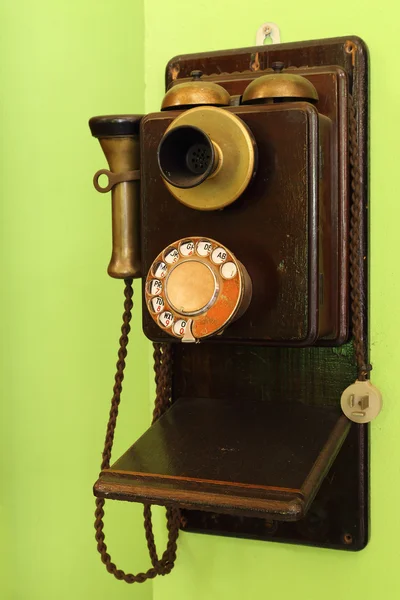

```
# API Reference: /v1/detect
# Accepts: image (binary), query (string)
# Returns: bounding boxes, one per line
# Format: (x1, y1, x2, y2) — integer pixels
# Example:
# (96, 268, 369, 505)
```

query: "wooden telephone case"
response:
(90, 36, 369, 554)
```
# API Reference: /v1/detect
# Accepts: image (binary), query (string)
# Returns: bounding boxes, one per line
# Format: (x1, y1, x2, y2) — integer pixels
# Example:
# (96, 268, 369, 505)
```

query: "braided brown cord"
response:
(94, 278, 180, 584)
(349, 96, 371, 381)
(143, 343, 178, 571)
(151, 343, 174, 423)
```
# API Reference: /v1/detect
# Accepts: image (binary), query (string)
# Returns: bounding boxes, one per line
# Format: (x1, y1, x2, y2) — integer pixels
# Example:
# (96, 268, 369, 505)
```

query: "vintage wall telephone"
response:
(89, 36, 381, 584)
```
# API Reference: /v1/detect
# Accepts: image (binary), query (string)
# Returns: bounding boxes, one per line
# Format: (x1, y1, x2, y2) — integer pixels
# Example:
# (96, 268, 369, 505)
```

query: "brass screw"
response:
(272, 61, 285, 73)
(342, 532, 353, 545)
(179, 515, 188, 529)
(191, 70, 203, 80)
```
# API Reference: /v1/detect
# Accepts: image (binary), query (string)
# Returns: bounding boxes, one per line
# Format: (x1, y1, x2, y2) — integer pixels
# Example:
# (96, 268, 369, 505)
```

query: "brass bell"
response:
(242, 61, 318, 104)
(161, 70, 230, 110)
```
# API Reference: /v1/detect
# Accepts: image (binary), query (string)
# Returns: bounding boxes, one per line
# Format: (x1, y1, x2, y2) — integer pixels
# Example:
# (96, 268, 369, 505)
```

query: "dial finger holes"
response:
(150, 296, 164, 314)
(196, 240, 213, 257)
(211, 247, 228, 264)
(164, 247, 179, 264)
(159, 311, 174, 328)
(153, 261, 167, 278)
(179, 240, 195, 256)
(173, 319, 188, 337)
(145, 236, 250, 341)
(221, 261, 237, 279)
(147, 279, 163, 296)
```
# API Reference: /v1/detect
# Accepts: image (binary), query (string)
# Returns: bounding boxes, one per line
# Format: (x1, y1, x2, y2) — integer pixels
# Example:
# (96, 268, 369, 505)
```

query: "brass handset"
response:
(89, 115, 142, 279)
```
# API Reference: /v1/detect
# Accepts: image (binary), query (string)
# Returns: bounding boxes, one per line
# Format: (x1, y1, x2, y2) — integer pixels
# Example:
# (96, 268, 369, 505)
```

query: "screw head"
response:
(191, 70, 203, 80)
(272, 61, 285, 73)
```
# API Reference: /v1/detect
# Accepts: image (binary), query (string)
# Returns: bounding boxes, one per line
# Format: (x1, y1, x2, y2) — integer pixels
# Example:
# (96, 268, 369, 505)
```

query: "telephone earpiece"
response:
(89, 115, 142, 279)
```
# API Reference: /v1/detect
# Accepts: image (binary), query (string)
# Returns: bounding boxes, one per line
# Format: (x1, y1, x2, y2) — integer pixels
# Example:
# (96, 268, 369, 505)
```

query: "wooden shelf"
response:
(94, 398, 350, 521)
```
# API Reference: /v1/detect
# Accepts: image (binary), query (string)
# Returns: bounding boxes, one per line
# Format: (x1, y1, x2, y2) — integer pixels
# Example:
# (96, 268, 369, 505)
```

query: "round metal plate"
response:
(163, 107, 256, 210)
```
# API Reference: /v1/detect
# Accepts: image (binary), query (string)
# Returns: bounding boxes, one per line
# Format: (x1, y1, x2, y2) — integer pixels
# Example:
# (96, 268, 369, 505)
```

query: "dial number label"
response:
(180, 241, 195, 256)
(164, 248, 179, 264)
(159, 311, 174, 328)
(151, 296, 164, 313)
(148, 279, 162, 295)
(221, 262, 237, 279)
(153, 262, 167, 279)
(173, 319, 188, 337)
(211, 247, 228, 264)
(196, 240, 213, 257)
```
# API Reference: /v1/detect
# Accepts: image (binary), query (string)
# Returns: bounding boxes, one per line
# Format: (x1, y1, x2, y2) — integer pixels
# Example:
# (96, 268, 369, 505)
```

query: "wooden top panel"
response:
(165, 36, 367, 88)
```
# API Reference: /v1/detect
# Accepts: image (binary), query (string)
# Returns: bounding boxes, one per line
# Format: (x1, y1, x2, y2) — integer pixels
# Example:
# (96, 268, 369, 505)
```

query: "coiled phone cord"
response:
(94, 279, 180, 583)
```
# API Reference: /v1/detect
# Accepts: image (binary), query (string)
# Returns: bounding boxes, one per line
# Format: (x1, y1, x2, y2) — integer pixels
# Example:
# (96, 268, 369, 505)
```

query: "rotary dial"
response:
(145, 237, 252, 342)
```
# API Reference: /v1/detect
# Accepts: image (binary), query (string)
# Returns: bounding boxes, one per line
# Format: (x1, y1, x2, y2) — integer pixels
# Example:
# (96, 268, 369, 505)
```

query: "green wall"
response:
(0, 1, 151, 598)
(1, 0, 399, 598)
(144, 3, 399, 600)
